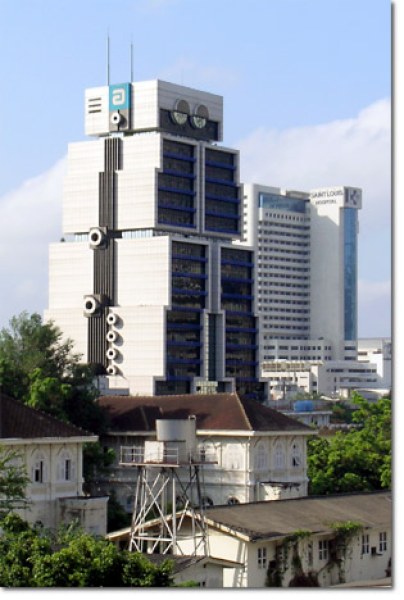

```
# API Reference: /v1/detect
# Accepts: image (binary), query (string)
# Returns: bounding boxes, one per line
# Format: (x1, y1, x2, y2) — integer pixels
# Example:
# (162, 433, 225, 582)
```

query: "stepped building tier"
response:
(45, 80, 264, 399)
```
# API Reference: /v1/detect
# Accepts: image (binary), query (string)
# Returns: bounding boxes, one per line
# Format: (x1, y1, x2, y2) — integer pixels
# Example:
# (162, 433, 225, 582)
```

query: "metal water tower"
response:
(120, 415, 215, 556)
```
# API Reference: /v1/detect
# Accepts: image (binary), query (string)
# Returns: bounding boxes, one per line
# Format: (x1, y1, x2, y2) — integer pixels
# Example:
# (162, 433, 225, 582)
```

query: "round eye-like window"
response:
(171, 99, 190, 125)
(190, 104, 209, 129)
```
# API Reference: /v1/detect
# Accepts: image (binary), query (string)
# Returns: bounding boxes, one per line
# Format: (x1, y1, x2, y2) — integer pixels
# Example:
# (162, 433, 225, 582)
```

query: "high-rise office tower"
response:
(45, 80, 263, 398)
(241, 183, 362, 365)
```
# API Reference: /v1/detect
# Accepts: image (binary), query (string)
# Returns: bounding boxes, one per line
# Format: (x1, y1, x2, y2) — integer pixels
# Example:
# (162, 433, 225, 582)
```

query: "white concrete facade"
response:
(118, 492, 391, 588)
(46, 79, 263, 399)
(240, 183, 362, 363)
(101, 428, 311, 511)
(357, 337, 392, 389)
(3, 436, 108, 535)
(238, 184, 374, 399)
(262, 359, 378, 399)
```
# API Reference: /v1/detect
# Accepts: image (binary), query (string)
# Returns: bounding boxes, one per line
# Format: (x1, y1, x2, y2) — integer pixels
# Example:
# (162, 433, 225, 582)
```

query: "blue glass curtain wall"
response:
(344, 208, 358, 340)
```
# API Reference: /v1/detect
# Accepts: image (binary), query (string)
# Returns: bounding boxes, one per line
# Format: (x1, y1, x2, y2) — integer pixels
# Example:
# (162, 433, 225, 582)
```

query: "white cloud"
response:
(237, 98, 391, 337)
(237, 98, 391, 234)
(0, 99, 391, 338)
(0, 158, 66, 329)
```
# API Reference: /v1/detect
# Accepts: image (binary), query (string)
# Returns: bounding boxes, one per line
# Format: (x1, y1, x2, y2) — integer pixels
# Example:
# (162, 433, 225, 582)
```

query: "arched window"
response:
(32, 451, 46, 484)
(198, 442, 216, 464)
(254, 443, 268, 470)
(201, 496, 214, 508)
(223, 445, 242, 470)
(227, 497, 240, 505)
(291, 441, 302, 468)
(57, 449, 76, 482)
(274, 442, 285, 470)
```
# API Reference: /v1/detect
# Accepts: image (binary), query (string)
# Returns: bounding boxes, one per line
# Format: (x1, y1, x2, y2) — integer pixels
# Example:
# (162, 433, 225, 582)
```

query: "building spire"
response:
(130, 38, 134, 82)
(106, 32, 110, 85)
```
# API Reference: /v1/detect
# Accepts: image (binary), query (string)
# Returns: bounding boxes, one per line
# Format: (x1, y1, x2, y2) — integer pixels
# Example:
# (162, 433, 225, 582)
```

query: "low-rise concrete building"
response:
(262, 359, 379, 399)
(114, 491, 391, 588)
(0, 392, 108, 535)
(357, 337, 392, 390)
(98, 392, 315, 508)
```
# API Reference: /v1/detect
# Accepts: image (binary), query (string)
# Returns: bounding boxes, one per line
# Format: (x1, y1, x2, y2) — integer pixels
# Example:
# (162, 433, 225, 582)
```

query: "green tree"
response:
(0, 447, 29, 518)
(0, 312, 110, 490)
(307, 394, 391, 495)
(0, 515, 174, 588)
(0, 312, 107, 432)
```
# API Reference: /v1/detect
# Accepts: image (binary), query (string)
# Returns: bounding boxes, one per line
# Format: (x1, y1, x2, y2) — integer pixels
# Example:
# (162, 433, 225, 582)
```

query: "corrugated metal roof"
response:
(202, 492, 392, 540)
(98, 393, 312, 433)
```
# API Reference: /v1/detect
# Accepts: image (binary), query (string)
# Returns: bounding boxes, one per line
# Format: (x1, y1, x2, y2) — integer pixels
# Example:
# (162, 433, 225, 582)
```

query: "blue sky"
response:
(0, 0, 392, 337)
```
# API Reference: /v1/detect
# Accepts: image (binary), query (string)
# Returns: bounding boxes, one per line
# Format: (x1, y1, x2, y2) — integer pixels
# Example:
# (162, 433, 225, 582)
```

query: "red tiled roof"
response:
(98, 393, 312, 433)
(0, 392, 95, 440)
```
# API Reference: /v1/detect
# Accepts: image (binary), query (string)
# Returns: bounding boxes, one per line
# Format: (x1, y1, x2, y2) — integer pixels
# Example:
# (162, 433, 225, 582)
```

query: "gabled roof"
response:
(0, 392, 95, 441)
(201, 491, 392, 541)
(98, 392, 312, 433)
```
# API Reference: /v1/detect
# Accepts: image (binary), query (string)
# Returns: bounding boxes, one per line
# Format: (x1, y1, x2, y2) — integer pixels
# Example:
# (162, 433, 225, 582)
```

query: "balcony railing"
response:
(120, 445, 217, 466)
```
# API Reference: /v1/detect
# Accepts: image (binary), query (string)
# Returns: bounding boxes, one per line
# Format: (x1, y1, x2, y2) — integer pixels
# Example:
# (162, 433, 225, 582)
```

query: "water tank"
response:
(293, 400, 314, 412)
(156, 417, 196, 451)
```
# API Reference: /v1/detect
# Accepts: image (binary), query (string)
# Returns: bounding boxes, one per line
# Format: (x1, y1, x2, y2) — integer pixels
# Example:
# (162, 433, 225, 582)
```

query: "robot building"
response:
(45, 79, 263, 398)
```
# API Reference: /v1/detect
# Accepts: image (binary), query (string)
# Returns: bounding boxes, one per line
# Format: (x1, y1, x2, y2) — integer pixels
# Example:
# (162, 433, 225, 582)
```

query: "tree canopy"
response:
(0, 447, 29, 519)
(0, 311, 107, 433)
(0, 515, 174, 588)
(0, 312, 113, 495)
(307, 393, 391, 495)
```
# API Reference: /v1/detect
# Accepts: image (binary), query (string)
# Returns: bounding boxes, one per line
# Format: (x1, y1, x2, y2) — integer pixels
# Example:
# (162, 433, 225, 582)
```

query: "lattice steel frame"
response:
(128, 464, 209, 556)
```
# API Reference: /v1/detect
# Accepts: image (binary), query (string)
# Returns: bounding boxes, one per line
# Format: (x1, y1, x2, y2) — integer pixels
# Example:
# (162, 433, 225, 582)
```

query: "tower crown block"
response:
(85, 79, 223, 142)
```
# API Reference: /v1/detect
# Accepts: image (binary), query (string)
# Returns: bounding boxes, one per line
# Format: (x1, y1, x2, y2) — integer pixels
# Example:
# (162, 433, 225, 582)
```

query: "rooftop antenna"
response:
(106, 32, 110, 85)
(130, 37, 134, 82)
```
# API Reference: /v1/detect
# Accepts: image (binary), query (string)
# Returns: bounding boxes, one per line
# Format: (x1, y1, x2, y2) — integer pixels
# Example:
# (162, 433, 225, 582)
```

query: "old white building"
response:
(97, 392, 314, 509)
(0, 392, 108, 535)
(116, 491, 391, 588)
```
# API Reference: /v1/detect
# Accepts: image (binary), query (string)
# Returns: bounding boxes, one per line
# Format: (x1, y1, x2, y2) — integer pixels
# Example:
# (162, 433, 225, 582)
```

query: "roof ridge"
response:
(234, 393, 253, 431)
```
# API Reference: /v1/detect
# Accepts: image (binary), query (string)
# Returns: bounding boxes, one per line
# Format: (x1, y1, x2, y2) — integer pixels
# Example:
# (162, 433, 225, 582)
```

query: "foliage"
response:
(307, 395, 391, 495)
(266, 530, 314, 588)
(0, 515, 174, 588)
(330, 401, 355, 424)
(0, 312, 107, 434)
(82, 442, 116, 496)
(107, 489, 132, 532)
(329, 520, 363, 540)
(0, 447, 29, 518)
(267, 521, 364, 587)
(0, 312, 111, 488)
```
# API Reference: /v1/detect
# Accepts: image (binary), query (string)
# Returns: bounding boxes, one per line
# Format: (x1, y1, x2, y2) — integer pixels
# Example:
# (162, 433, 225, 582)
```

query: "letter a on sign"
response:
(109, 83, 131, 111)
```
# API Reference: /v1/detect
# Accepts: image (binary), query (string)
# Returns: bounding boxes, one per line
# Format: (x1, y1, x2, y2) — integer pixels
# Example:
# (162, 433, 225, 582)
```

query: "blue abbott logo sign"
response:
(109, 83, 131, 131)
(109, 83, 131, 111)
